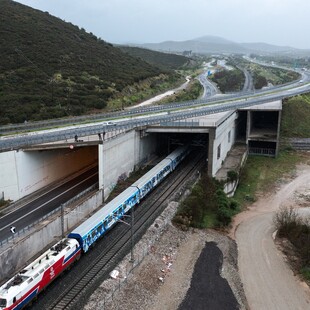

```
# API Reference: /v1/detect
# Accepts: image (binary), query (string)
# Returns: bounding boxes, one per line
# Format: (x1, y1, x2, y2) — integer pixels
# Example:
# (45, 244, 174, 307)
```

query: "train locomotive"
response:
(0, 239, 81, 310)
(0, 146, 189, 310)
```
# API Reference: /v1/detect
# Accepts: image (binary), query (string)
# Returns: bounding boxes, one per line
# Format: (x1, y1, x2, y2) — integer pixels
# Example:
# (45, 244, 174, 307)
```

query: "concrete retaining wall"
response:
(101, 130, 158, 199)
(223, 150, 248, 197)
(0, 190, 103, 281)
(0, 147, 98, 201)
(211, 113, 237, 176)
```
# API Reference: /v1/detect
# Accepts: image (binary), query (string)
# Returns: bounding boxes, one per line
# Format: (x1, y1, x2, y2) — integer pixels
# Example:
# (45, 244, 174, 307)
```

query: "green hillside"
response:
(0, 0, 179, 124)
(118, 46, 190, 69)
(281, 94, 310, 138)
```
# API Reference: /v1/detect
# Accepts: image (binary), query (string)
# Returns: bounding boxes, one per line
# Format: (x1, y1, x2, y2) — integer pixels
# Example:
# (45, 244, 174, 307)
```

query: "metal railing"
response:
(1, 86, 310, 152)
(0, 183, 98, 249)
(249, 147, 276, 156)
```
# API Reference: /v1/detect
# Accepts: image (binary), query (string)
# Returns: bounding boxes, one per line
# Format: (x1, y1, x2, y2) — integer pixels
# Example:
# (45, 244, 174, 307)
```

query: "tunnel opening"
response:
(155, 132, 209, 158)
(236, 111, 247, 142)
(2, 145, 98, 202)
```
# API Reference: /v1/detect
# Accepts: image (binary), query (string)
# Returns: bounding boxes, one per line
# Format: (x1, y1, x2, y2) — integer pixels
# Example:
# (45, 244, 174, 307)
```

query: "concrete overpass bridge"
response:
(0, 78, 309, 203)
(0, 77, 308, 280)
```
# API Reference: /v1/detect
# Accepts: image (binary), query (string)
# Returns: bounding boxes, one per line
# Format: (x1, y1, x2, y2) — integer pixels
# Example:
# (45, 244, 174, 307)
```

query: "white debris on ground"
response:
(84, 201, 248, 310)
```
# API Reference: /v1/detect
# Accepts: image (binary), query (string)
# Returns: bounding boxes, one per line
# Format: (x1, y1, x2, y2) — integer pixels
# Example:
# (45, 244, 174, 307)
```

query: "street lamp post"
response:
(130, 207, 134, 263)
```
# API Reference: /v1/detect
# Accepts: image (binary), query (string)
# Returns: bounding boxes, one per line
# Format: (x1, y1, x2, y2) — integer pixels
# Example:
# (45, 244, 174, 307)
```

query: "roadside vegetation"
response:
(227, 56, 300, 89)
(233, 151, 306, 206)
(158, 79, 204, 104)
(209, 68, 245, 93)
(107, 74, 184, 110)
(173, 168, 240, 229)
(246, 63, 300, 89)
(0, 199, 11, 214)
(273, 206, 310, 283)
(250, 54, 310, 70)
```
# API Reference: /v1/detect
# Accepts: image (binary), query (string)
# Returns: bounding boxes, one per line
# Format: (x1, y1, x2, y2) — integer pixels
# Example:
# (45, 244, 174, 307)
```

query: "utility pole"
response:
(61, 204, 65, 238)
(130, 206, 135, 263)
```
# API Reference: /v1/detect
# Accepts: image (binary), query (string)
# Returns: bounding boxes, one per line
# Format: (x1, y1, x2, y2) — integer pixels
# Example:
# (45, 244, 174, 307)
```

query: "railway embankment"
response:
(0, 190, 102, 281)
(84, 202, 248, 310)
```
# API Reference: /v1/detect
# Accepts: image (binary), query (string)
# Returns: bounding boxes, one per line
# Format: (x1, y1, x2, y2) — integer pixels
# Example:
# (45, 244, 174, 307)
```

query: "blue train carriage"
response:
(132, 145, 189, 200)
(167, 145, 190, 170)
(68, 186, 139, 252)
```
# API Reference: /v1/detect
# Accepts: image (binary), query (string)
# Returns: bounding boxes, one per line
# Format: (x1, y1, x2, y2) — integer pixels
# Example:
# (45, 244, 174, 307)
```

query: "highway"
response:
(0, 62, 310, 152)
(1, 77, 310, 153)
(0, 166, 98, 243)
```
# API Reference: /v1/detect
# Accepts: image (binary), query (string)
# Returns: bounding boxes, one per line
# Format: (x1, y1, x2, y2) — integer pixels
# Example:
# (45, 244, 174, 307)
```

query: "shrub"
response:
(273, 206, 301, 237)
(227, 170, 238, 182)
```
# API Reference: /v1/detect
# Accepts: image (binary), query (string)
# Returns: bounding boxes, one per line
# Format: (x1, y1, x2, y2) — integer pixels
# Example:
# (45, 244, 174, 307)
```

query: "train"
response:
(0, 146, 189, 310)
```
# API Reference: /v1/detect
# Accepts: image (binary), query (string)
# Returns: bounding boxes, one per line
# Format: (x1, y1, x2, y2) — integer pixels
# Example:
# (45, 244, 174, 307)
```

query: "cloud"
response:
(14, 0, 310, 48)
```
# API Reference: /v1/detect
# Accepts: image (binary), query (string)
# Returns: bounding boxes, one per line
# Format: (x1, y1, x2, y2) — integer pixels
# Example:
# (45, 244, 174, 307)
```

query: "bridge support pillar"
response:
(207, 129, 215, 177)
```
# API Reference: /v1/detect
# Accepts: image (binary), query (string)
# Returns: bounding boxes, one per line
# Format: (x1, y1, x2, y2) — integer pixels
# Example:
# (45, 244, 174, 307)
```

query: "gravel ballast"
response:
(84, 201, 248, 310)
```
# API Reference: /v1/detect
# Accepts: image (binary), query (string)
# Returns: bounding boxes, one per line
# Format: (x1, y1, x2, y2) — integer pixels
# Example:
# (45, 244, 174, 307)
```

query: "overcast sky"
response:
(15, 0, 310, 49)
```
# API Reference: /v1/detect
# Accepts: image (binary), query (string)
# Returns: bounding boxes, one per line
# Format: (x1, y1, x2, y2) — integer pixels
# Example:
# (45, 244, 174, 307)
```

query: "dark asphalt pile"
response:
(178, 241, 239, 310)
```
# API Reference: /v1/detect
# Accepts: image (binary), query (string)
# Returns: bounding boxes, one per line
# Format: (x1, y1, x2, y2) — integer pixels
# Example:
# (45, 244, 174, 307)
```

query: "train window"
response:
(33, 273, 39, 279)
(0, 298, 7, 307)
(104, 220, 108, 229)
(92, 230, 96, 238)
(13, 297, 16, 304)
(98, 224, 103, 232)
(27, 278, 33, 284)
(39, 268, 44, 274)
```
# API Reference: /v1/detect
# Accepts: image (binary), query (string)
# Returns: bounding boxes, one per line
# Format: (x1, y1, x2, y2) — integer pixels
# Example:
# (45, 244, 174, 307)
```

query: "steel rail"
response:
(45, 152, 204, 310)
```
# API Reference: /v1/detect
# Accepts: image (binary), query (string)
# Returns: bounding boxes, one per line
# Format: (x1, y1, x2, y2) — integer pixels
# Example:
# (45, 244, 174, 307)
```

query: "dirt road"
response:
(232, 164, 310, 310)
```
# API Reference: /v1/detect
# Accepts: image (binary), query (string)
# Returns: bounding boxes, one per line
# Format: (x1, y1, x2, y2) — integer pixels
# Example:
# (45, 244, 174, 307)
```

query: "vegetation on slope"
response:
(246, 63, 300, 89)
(209, 68, 245, 93)
(274, 207, 310, 283)
(281, 94, 310, 138)
(0, 0, 183, 124)
(228, 56, 300, 89)
(118, 46, 190, 70)
(233, 151, 305, 206)
(250, 54, 310, 70)
(173, 169, 240, 229)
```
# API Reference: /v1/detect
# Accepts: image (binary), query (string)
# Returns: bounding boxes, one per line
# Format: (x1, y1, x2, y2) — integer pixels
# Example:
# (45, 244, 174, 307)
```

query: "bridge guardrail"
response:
(0, 183, 98, 249)
(1, 86, 310, 152)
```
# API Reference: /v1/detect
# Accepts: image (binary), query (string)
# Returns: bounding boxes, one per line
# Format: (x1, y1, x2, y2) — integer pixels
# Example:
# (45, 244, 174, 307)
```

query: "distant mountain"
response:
(136, 36, 248, 54)
(240, 42, 298, 53)
(133, 35, 310, 56)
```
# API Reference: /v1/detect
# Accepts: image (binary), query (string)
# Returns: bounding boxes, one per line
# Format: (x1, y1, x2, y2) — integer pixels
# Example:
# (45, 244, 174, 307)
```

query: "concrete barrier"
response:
(0, 190, 103, 282)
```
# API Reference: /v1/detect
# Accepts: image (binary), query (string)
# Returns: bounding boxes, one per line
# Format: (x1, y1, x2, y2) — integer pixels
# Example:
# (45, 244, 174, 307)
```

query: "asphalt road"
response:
(178, 241, 239, 310)
(0, 166, 98, 243)
(236, 167, 310, 310)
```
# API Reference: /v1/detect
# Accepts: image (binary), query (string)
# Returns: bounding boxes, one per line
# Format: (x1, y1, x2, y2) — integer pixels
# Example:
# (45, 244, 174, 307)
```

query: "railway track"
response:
(39, 151, 205, 310)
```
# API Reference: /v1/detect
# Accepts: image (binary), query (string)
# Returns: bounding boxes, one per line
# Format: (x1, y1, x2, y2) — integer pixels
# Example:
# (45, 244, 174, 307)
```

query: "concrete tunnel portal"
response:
(0, 99, 282, 203)
(0, 130, 209, 203)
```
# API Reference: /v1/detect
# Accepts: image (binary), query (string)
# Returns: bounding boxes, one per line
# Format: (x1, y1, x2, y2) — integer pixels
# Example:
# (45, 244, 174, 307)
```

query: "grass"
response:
(234, 151, 305, 207)
(281, 94, 310, 138)
(301, 267, 310, 282)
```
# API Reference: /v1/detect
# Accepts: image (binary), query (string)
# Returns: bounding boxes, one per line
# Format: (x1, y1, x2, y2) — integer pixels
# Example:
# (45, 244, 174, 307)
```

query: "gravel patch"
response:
(84, 201, 248, 310)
